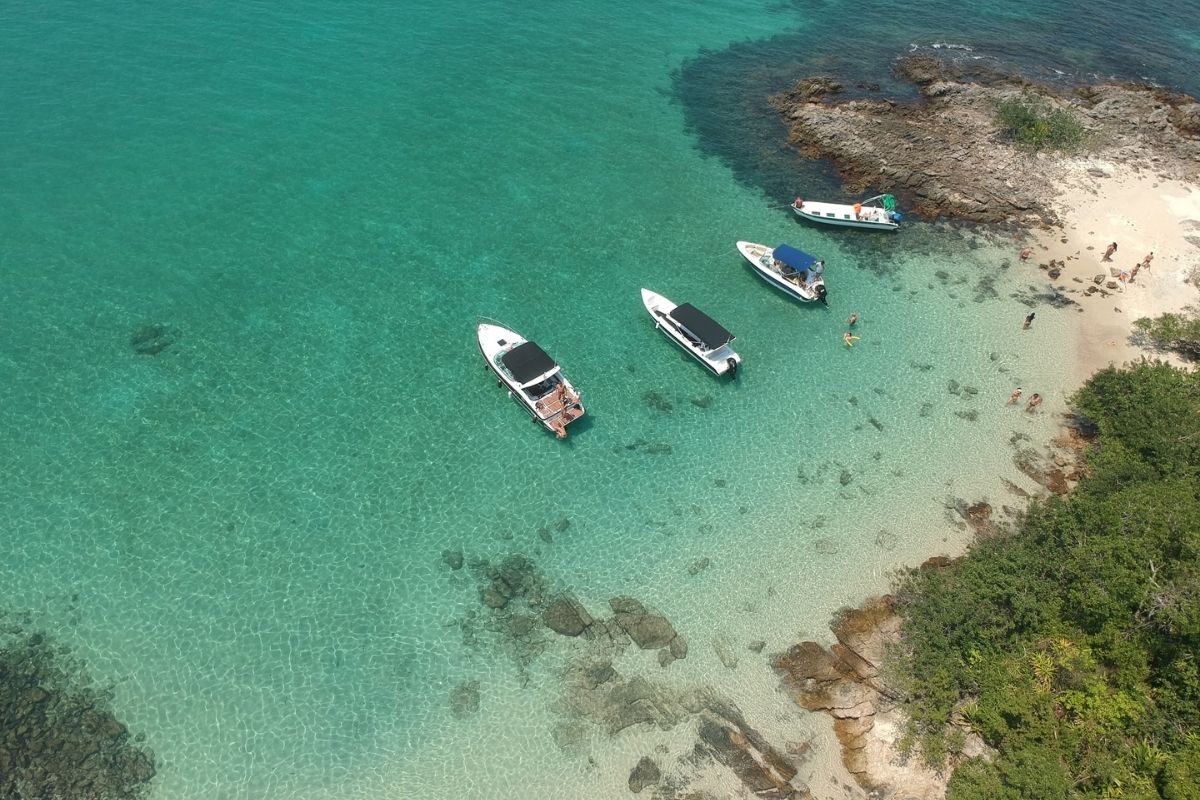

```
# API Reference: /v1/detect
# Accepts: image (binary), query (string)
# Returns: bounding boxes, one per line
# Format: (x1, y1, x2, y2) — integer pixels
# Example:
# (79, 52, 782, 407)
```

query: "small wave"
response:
(930, 41, 974, 52)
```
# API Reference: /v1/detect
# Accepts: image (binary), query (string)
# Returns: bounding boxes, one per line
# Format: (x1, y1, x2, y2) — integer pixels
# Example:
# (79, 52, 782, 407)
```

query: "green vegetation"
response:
(1135, 308, 1200, 361)
(995, 95, 1088, 151)
(892, 361, 1200, 798)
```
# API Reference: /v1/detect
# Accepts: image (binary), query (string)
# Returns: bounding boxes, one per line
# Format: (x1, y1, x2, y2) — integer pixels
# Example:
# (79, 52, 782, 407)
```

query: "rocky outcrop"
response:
(770, 56, 1200, 225)
(775, 594, 989, 798)
(775, 597, 935, 794)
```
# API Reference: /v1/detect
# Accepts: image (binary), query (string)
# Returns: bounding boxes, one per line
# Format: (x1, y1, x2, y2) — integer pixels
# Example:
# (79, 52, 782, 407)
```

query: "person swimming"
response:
(843, 332, 860, 347)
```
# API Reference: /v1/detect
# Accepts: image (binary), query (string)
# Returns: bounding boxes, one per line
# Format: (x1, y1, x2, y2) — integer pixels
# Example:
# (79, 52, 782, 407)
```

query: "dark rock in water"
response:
(537, 526, 553, 544)
(481, 587, 509, 609)
(129, 323, 177, 356)
(543, 596, 593, 636)
(642, 389, 674, 413)
(554, 517, 571, 533)
(583, 661, 618, 690)
(643, 442, 673, 456)
(628, 756, 662, 794)
(713, 478, 727, 488)
(657, 647, 677, 668)
(609, 597, 678, 650)
(690, 394, 715, 409)
(449, 680, 481, 718)
(0, 627, 157, 799)
(919, 402, 934, 417)
(748, 640, 767, 654)
(441, 549, 464, 570)
(867, 416, 884, 432)
(694, 703, 800, 797)
(713, 636, 739, 669)
(669, 636, 688, 661)
(786, 76, 843, 101)
(814, 538, 839, 555)
(947, 379, 961, 396)
(687, 557, 712, 576)
(874, 530, 898, 551)
(955, 409, 979, 422)
(839, 470, 852, 486)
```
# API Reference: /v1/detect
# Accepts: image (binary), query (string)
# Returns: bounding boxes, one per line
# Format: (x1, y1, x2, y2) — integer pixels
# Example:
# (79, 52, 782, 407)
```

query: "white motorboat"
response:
(640, 289, 741, 377)
(477, 322, 584, 439)
(736, 241, 827, 304)
(791, 193, 901, 231)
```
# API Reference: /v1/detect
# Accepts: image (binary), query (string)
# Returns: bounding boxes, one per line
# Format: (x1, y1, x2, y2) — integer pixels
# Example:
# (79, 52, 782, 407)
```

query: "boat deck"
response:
(533, 389, 583, 422)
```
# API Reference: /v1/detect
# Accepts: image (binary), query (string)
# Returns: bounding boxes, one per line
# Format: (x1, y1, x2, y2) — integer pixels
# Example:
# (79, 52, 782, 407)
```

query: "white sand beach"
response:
(1024, 165, 1200, 382)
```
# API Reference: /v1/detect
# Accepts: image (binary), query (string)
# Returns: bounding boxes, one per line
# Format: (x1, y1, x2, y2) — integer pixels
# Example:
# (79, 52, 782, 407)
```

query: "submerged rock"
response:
(0, 626, 157, 799)
(609, 597, 679, 650)
(129, 323, 177, 356)
(441, 549, 464, 570)
(449, 680, 481, 718)
(543, 596, 593, 636)
(628, 756, 661, 794)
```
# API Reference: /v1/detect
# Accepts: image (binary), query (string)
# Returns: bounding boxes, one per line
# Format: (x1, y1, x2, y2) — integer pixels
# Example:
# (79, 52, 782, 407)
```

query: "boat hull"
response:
(640, 289, 740, 376)
(735, 241, 825, 303)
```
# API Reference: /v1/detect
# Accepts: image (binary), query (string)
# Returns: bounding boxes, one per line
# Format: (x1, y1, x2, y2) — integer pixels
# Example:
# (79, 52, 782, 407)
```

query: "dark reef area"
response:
(1, 618, 156, 800)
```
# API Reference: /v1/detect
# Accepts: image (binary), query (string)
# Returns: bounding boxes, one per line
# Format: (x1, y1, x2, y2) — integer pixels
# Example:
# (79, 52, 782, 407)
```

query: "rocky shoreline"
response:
(769, 56, 1200, 226)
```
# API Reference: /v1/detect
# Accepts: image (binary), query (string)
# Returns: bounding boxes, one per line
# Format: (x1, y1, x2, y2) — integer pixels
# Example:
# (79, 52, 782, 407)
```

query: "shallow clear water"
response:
(2, 1, 1194, 798)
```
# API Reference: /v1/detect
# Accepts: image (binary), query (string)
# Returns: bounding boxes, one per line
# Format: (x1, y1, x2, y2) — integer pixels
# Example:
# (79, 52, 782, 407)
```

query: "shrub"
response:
(1134, 307, 1200, 361)
(995, 95, 1087, 151)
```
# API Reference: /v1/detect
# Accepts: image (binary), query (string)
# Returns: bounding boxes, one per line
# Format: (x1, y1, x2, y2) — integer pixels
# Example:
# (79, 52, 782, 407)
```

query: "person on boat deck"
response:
(811, 260, 825, 279)
(853, 202, 863, 219)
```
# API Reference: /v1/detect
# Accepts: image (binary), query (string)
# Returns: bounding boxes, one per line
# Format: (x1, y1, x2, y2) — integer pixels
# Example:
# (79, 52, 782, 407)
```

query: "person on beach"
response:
(1008, 387, 1023, 404)
(1023, 312, 1035, 330)
(1019, 247, 1033, 261)
(1130, 263, 1141, 282)
(1118, 270, 1129, 290)
(848, 312, 858, 326)
(1103, 242, 1118, 261)
(1142, 251, 1154, 270)
(843, 332, 860, 347)
(1026, 393, 1043, 412)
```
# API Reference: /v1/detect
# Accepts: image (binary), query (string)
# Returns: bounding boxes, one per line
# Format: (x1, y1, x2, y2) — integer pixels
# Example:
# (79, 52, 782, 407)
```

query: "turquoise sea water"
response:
(3, 2, 1198, 798)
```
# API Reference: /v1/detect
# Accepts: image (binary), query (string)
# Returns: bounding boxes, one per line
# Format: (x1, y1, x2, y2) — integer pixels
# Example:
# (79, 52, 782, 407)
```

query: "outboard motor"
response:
(727, 357, 738, 376)
(891, 211, 903, 222)
(815, 283, 828, 305)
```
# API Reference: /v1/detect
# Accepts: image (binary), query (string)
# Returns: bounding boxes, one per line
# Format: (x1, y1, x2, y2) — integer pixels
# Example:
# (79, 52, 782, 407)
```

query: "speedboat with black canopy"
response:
(640, 289, 741, 376)
(736, 241, 827, 303)
(477, 322, 585, 439)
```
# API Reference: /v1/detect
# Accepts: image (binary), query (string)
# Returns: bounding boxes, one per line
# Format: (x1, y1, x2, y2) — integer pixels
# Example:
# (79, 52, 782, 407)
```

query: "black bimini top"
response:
(669, 304, 733, 350)
(501, 341, 558, 384)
